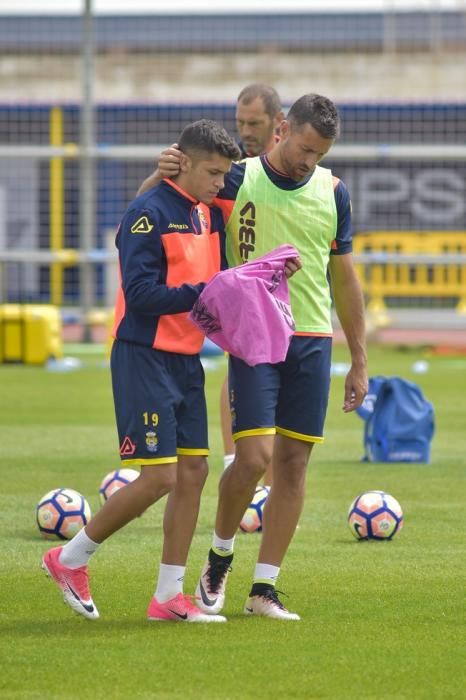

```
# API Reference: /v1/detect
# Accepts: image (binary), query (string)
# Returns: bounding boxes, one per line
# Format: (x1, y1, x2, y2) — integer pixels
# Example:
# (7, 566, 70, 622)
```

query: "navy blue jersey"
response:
(113, 178, 226, 354)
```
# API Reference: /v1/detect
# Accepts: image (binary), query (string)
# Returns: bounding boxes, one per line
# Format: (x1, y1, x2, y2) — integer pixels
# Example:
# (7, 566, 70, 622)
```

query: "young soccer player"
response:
(41, 119, 240, 623)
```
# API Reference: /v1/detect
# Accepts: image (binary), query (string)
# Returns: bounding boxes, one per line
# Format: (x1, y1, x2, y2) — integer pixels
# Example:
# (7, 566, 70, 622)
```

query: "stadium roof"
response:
(1, 10, 465, 52)
(1, 1, 465, 14)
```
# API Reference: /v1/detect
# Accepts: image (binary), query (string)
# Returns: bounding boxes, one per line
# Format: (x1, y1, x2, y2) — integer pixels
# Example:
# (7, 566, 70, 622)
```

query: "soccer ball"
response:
(98, 468, 139, 505)
(36, 488, 91, 540)
(348, 490, 403, 541)
(239, 485, 270, 533)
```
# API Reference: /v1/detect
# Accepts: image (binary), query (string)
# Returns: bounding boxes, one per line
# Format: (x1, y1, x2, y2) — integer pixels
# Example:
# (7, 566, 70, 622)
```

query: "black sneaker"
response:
(195, 549, 233, 614)
(244, 583, 300, 620)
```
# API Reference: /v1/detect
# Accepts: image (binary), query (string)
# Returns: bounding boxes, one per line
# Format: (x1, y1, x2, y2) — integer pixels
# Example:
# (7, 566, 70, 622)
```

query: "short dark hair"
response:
(287, 94, 340, 140)
(178, 119, 241, 161)
(237, 84, 282, 120)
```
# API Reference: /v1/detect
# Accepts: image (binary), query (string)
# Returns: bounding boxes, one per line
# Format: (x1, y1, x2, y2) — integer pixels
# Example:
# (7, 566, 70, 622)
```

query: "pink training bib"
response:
(189, 244, 298, 366)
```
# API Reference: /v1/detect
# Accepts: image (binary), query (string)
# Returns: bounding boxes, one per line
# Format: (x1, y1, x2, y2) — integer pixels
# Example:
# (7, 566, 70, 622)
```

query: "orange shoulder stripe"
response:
(213, 197, 235, 226)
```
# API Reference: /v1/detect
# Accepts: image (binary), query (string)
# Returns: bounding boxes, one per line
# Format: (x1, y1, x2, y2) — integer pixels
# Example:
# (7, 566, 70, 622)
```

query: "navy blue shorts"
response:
(229, 335, 332, 444)
(111, 340, 208, 466)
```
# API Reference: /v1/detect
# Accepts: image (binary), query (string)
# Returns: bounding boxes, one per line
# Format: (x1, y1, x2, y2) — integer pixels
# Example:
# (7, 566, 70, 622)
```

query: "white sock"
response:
(58, 528, 100, 569)
(223, 453, 235, 470)
(155, 564, 186, 602)
(212, 532, 235, 556)
(253, 563, 280, 586)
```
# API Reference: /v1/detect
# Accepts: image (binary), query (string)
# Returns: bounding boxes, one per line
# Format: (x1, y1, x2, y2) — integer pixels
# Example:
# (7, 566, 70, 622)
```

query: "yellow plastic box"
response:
(0, 304, 63, 365)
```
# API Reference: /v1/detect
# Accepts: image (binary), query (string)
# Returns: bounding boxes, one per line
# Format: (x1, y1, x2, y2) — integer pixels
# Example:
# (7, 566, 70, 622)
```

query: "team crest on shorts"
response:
(145, 431, 158, 453)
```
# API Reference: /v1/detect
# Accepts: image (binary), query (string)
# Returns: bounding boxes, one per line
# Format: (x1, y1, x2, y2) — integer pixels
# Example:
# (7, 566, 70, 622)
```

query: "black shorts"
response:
(229, 335, 332, 444)
(111, 340, 209, 466)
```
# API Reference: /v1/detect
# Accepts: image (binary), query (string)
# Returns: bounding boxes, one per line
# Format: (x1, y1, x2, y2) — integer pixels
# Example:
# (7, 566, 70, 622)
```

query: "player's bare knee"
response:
(138, 464, 177, 502)
(231, 453, 267, 487)
(233, 436, 273, 482)
(274, 438, 312, 480)
(177, 456, 209, 490)
(274, 457, 307, 493)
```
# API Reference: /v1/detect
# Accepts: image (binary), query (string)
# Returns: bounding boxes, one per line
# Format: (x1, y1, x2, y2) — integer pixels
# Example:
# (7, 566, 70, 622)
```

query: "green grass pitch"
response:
(0, 343, 464, 699)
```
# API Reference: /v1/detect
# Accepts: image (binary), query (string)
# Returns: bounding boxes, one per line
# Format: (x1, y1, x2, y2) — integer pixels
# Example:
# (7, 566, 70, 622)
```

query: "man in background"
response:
(235, 83, 284, 158)
(223, 84, 284, 478)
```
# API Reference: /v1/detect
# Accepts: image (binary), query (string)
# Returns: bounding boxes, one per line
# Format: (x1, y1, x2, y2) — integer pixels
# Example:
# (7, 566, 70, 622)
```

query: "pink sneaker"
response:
(42, 546, 99, 620)
(147, 593, 226, 623)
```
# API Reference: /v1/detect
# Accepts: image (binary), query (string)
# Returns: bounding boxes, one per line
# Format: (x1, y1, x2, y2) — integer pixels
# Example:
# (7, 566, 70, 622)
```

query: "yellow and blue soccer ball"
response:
(99, 468, 139, 505)
(348, 490, 403, 540)
(36, 488, 91, 540)
(239, 485, 270, 533)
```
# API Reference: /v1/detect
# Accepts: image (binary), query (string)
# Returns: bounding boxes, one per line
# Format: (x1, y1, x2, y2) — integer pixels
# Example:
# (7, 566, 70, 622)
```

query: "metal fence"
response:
(1, 2, 466, 334)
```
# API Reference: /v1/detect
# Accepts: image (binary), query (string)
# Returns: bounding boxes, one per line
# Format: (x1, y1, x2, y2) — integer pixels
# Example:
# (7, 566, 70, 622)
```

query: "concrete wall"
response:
(2, 50, 465, 102)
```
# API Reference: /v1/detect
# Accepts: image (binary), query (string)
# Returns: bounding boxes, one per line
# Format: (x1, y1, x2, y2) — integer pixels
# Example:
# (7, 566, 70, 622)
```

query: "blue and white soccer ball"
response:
(99, 468, 139, 505)
(239, 485, 270, 533)
(348, 490, 404, 541)
(36, 488, 91, 540)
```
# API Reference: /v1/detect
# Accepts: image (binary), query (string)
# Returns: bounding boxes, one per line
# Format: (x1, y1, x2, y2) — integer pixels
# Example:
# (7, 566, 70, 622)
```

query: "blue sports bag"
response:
(356, 376, 435, 463)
